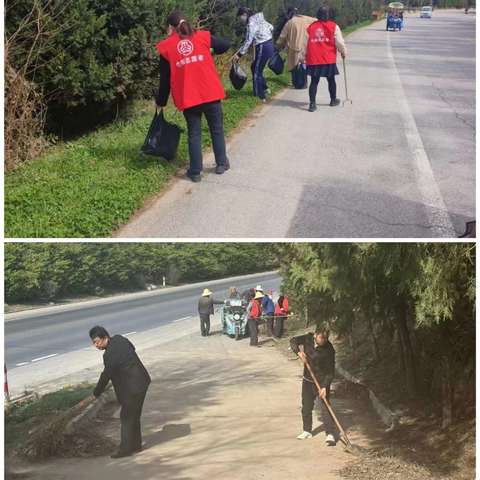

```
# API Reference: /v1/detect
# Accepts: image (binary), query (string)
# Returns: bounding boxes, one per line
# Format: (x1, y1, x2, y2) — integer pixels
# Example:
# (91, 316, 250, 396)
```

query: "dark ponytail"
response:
(167, 11, 195, 38)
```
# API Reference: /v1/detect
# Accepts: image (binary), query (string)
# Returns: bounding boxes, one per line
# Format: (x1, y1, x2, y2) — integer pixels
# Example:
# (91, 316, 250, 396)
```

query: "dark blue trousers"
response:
(183, 100, 227, 175)
(251, 39, 274, 99)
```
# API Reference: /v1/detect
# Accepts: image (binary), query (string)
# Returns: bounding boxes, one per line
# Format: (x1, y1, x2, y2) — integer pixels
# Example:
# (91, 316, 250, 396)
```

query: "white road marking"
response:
(173, 316, 192, 323)
(31, 353, 58, 363)
(123, 331, 137, 336)
(15, 362, 29, 367)
(386, 33, 455, 236)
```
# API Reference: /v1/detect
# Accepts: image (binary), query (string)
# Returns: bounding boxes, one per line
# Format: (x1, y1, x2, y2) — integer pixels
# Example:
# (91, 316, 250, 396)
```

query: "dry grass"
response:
(22, 415, 116, 460)
(6, 384, 116, 460)
(341, 453, 435, 480)
(4, 61, 49, 172)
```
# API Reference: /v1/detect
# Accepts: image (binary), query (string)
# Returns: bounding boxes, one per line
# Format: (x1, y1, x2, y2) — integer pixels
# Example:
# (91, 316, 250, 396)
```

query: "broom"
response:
(301, 355, 358, 453)
(22, 389, 115, 459)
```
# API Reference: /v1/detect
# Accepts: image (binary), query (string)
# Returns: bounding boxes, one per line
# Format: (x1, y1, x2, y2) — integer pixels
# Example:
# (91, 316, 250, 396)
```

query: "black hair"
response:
(278, 295, 285, 308)
(237, 6, 253, 17)
(316, 5, 330, 21)
(167, 11, 195, 38)
(286, 6, 298, 19)
(89, 326, 110, 340)
(315, 325, 330, 338)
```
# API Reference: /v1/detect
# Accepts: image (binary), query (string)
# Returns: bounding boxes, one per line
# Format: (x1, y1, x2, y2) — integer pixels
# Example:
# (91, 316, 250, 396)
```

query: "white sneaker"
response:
(296, 431, 313, 440)
(325, 434, 336, 446)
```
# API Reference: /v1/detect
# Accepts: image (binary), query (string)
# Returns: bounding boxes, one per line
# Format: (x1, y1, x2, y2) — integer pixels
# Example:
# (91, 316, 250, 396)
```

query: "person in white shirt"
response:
(232, 7, 274, 102)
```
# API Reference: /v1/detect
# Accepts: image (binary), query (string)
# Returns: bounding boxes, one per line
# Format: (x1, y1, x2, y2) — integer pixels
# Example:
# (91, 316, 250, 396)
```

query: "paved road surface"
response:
(5, 272, 280, 395)
(118, 10, 475, 238)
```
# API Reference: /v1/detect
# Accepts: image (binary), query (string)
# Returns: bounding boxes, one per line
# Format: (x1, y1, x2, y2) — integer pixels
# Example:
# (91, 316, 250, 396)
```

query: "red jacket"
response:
(156, 30, 225, 111)
(306, 20, 337, 66)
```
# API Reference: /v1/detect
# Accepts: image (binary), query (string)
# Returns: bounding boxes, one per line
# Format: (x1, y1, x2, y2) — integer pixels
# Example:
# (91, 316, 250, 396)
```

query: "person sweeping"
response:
(155, 11, 231, 182)
(305, 6, 347, 112)
(90, 326, 151, 458)
(290, 325, 337, 445)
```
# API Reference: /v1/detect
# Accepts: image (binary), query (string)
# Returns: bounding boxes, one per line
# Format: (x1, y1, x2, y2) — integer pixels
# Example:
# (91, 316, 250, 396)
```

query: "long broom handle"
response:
(343, 57, 349, 101)
(303, 356, 353, 448)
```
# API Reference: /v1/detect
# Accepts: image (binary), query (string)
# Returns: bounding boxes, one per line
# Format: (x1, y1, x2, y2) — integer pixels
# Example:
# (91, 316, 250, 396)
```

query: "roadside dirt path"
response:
(14, 328, 386, 480)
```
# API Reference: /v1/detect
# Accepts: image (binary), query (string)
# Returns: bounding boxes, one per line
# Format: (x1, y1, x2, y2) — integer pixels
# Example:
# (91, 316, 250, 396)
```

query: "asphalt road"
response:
(5, 272, 280, 369)
(118, 10, 475, 238)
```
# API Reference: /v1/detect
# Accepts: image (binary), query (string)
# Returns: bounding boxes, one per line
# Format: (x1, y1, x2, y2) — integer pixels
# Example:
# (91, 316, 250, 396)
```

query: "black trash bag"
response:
(292, 63, 307, 89)
(268, 51, 284, 75)
(229, 63, 247, 90)
(141, 109, 181, 161)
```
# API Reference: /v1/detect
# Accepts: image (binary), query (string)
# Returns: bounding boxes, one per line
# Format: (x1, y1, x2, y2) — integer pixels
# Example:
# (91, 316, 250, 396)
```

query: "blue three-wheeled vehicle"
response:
(386, 2, 404, 31)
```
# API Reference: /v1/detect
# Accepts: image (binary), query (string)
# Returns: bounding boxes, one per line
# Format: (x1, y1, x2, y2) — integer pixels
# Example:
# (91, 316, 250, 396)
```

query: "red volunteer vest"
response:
(283, 296, 289, 312)
(306, 20, 337, 66)
(156, 30, 225, 111)
(250, 300, 261, 319)
(274, 296, 289, 315)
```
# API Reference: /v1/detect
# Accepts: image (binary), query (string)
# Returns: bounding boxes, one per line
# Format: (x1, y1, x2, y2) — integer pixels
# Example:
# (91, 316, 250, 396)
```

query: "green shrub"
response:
(6, 0, 381, 138)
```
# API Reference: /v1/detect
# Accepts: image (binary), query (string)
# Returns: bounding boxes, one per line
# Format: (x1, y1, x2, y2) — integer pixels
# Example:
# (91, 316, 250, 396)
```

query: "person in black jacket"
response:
(290, 326, 337, 445)
(198, 288, 224, 336)
(90, 326, 151, 458)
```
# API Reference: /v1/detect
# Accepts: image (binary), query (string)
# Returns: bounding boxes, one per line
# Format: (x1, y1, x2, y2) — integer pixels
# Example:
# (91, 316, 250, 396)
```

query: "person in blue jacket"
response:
(262, 290, 275, 336)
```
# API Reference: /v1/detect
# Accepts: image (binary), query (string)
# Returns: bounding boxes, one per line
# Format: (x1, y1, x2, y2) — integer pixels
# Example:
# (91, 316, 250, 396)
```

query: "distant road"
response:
(5, 271, 280, 368)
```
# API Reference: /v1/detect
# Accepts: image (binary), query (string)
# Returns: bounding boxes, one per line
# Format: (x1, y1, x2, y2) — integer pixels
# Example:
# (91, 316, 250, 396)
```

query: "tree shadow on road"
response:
(273, 98, 330, 110)
(143, 424, 192, 450)
(287, 177, 471, 238)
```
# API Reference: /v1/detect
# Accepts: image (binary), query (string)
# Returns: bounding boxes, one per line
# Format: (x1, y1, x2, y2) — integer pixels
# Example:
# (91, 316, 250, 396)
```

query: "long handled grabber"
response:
(302, 356, 354, 451)
(342, 57, 353, 106)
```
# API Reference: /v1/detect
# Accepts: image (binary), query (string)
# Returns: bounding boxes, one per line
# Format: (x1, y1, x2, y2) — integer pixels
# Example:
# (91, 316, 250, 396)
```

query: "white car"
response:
(420, 6, 432, 18)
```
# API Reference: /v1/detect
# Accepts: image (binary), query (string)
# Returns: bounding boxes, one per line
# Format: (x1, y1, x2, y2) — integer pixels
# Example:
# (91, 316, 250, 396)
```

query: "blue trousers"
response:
(251, 39, 274, 99)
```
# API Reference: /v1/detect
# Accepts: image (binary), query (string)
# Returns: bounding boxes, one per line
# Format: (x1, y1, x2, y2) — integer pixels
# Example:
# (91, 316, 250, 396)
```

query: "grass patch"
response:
(5, 68, 289, 238)
(5, 19, 371, 238)
(5, 383, 93, 453)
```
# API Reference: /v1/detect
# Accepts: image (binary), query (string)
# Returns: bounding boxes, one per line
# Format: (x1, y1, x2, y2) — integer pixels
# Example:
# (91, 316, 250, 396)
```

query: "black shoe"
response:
(330, 98, 341, 107)
(111, 450, 133, 459)
(132, 446, 142, 454)
(187, 173, 201, 182)
(215, 165, 226, 174)
(308, 102, 317, 112)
